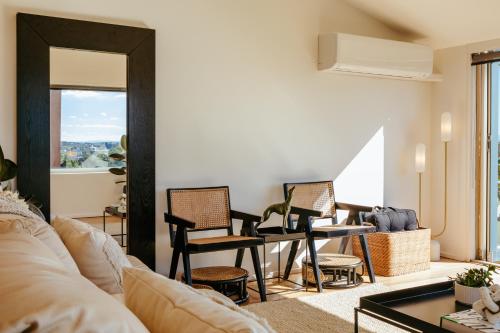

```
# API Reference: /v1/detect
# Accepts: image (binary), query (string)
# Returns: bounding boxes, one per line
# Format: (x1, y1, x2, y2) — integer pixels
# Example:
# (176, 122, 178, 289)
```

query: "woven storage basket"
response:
(352, 228, 431, 277)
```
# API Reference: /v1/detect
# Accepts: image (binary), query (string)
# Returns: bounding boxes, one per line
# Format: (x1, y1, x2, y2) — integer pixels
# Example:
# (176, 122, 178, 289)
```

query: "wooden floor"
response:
(244, 259, 481, 305)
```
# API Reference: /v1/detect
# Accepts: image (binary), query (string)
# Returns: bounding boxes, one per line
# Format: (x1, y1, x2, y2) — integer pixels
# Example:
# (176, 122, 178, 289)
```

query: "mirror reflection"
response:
(49, 47, 128, 249)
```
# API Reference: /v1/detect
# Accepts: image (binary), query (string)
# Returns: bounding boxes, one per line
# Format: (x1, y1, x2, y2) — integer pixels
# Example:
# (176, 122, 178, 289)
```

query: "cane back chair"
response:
(283, 181, 376, 292)
(164, 186, 267, 301)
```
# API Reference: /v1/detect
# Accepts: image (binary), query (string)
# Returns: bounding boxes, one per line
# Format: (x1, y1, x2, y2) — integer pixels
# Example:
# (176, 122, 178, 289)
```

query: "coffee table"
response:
(354, 280, 469, 333)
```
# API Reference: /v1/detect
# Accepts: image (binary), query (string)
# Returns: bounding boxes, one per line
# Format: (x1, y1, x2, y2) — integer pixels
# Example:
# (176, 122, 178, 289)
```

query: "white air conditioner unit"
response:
(318, 33, 433, 79)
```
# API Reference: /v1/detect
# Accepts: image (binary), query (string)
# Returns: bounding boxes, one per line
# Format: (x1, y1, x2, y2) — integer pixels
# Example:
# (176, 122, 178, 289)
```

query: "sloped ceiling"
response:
(345, 0, 500, 49)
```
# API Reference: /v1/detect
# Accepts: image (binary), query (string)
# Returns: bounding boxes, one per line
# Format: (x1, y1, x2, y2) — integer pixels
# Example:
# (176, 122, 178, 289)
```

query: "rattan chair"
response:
(164, 186, 267, 301)
(283, 181, 376, 292)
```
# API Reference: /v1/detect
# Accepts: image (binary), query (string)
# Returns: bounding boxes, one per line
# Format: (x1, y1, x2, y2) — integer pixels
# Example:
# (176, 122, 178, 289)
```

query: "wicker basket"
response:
(352, 228, 431, 277)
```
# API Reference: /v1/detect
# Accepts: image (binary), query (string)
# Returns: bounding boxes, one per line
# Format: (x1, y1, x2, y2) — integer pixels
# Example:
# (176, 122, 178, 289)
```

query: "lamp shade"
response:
(415, 143, 426, 173)
(441, 112, 452, 142)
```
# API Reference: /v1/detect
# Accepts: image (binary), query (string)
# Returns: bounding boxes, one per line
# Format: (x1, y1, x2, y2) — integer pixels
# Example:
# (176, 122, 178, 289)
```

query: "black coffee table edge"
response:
(354, 280, 457, 333)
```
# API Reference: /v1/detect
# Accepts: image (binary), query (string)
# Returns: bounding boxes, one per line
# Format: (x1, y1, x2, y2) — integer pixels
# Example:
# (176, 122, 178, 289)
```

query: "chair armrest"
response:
(289, 206, 322, 217)
(164, 213, 196, 229)
(335, 202, 372, 212)
(230, 210, 262, 223)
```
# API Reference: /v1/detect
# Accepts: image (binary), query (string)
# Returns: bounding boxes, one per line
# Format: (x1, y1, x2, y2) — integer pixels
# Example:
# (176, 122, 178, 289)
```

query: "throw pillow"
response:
(52, 216, 132, 294)
(0, 214, 80, 273)
(123, 267, 276, 333)
(0, 232, 148, 333)
(404, 209, 419, 230)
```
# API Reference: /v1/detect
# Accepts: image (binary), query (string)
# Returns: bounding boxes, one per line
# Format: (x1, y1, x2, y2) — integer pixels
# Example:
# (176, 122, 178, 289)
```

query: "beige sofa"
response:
(0, 211, 274, 333)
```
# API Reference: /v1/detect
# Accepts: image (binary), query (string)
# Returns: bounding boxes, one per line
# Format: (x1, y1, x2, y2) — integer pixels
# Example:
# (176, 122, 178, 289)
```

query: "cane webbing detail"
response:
(286, 182, 336, 219)
(169, 188, 231, 230)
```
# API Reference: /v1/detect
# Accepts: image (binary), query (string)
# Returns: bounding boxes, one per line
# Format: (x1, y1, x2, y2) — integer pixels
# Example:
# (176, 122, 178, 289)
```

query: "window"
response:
(50, 88, 126, 170)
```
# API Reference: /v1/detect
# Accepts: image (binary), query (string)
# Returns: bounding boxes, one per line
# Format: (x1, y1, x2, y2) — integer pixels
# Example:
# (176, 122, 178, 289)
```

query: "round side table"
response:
(182, 266, 249, 304)
(302, 253, 364, 289)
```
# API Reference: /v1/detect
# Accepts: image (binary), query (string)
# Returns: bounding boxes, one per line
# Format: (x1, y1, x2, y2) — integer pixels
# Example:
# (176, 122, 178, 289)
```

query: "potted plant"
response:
(108, 135, 127, 213)
(0, 144, 18, 191)
(454, 265, 496, 305)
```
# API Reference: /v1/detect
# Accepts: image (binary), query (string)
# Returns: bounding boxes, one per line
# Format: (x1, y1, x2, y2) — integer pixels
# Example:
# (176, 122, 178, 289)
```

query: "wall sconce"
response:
(415, 143, 426, 221)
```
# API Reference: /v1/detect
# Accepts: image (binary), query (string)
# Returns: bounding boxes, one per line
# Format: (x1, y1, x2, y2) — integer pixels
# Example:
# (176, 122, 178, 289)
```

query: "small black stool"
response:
(302, 253, 364, 288)
(182, 266, 249, 304)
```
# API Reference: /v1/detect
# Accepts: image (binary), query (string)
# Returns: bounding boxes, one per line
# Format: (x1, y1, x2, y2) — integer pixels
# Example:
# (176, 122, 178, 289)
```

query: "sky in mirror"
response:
(61, 90, 126, 142)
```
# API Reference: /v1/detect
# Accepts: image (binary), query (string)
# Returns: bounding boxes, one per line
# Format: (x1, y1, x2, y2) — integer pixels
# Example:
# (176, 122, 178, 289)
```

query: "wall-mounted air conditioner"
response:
(318, 33, 434, 80)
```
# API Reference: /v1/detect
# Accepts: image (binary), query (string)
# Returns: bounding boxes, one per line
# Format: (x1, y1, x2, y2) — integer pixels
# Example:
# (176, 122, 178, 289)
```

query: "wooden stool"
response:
(302, 254, 364, 289)
(182, 266, 249, 304)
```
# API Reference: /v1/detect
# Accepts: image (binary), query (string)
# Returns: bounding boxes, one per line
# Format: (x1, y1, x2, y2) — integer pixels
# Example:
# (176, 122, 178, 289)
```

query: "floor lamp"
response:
(431, 112, 452, 261)
(415, 143, 426, 222)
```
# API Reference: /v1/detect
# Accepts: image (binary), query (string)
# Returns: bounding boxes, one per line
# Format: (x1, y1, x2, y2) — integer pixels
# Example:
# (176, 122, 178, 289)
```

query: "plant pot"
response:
(454, 281, 481, 305)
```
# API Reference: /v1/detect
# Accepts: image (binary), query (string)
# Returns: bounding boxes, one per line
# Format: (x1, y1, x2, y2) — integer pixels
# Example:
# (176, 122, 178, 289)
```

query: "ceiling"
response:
(345, 0, 500, 49)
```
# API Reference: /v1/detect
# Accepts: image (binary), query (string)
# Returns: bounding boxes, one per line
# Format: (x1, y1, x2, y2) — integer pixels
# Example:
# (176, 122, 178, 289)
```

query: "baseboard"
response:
(440, 251, 470, 262)
(50, 212, 104, 220)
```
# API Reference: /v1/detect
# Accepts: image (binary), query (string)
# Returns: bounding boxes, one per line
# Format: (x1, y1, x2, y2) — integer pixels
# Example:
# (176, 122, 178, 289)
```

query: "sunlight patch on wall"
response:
(334, 126, 384, 207)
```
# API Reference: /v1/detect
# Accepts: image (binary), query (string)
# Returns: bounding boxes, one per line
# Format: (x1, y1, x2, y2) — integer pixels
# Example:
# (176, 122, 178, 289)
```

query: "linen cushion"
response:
(0, 213, 80, 273)
(0, 232, 148, 333)
(52, 216, 132, 294)
(123, 267, 276, 333)
(127, 255, 152, 271)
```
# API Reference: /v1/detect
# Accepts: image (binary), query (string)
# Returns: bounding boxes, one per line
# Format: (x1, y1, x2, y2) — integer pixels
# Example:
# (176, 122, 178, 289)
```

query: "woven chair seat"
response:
(187, 235, 263, 252)
(311, 224, 376, 238)
(188, 266, 249, 282)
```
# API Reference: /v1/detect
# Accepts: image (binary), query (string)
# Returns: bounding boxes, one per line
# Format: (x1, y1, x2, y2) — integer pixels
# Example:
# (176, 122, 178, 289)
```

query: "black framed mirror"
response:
(17, 13, 156, 269)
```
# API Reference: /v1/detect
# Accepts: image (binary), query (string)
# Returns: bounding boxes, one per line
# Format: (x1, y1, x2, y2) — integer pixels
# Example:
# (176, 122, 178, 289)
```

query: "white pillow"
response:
(52, 216, 132, 294)
(123, 267, 276, 333)
(0, 213, 80, 273)
(0, 232, 148, 333)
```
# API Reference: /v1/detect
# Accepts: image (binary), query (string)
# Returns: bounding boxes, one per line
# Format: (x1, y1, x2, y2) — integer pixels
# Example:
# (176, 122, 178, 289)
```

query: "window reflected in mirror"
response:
(50, 89, 126, 170)
(49, 47, 128, 249)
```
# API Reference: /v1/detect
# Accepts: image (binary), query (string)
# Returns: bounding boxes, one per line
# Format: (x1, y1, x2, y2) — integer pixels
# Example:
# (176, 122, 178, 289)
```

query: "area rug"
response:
(244, 284, 406, 333)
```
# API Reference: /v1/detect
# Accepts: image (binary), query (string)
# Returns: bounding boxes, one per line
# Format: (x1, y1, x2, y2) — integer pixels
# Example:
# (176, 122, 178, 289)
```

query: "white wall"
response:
(0, 0, 433, 275)
(51, 172, 125, 218)
(50, 48, 126, 89)
(429, 38, 500, 261)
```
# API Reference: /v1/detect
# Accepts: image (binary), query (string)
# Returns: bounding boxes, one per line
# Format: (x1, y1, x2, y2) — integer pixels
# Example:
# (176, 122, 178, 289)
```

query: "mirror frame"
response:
(17, 13, 156, 269)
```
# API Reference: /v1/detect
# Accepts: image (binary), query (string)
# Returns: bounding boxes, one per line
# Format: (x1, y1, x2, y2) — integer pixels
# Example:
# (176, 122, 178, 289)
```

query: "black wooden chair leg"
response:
(169, 247, 181, 279)
(182, 252, 192, 286)
(338, 236, 349, 254)
(283, 239, 300, 279)
(250, 246, 267, 302)
(235, 248, 245, 268)
(307, 236, 323, 293)
(359, 234, 375, 283)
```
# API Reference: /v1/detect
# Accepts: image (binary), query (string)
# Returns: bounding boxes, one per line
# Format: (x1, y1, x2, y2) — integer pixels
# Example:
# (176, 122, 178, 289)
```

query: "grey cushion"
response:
(362, 208, 418, 232)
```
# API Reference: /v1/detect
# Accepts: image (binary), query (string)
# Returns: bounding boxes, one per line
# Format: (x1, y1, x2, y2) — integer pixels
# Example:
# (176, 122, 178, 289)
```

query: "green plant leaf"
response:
(109, 153, 125, 161)
(109, 167, 126, 176)
(0, 145, 5, 179)
(0, 159, 17, 182)
(120, 135, 127, 151)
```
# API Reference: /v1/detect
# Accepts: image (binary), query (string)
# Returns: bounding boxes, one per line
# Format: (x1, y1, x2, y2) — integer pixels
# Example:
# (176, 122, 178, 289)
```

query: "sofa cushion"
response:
(127, 255, 152, 271)
(123, 267, 275, 333)
(0, 232, 148, 333)
(52, 216, 132, 294)
(0, 213, 80, 273)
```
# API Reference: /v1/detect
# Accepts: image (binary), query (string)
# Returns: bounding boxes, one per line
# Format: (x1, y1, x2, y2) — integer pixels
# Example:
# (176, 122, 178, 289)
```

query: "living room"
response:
(1, 0, 500, 332)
